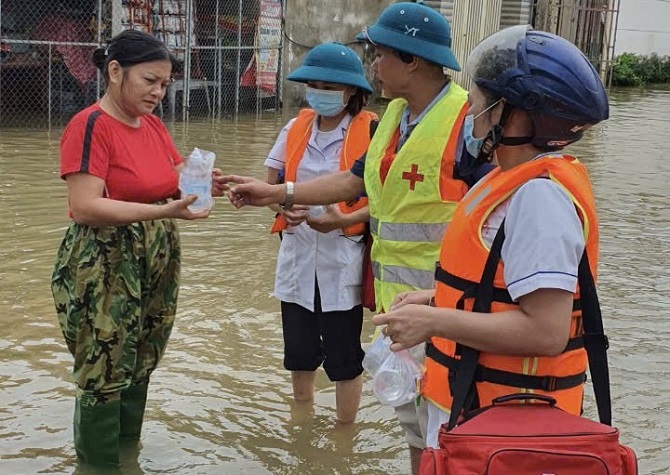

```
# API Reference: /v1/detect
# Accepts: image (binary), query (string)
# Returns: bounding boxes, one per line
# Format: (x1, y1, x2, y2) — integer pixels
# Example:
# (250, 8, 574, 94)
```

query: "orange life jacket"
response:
(422, 155, 599, 415)
(270, 108, 377, 236)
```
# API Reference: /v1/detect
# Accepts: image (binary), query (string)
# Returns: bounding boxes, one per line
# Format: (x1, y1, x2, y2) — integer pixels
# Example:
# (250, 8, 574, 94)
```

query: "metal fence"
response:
(531, 0, 621, 83)
(0, 0, 283, 128)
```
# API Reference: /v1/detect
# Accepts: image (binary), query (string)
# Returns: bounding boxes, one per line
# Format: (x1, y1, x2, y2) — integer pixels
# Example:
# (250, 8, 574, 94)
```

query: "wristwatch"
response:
(282, 181, 294, 210)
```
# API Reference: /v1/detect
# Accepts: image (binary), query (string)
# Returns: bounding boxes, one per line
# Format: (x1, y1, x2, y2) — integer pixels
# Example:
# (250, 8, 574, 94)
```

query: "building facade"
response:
(615, 0, 670, 56)
(0, 0, 629, 128)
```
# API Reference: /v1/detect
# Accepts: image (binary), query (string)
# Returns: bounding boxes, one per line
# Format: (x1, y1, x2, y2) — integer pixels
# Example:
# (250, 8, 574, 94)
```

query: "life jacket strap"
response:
(425, 341, 586, 392)
(434, 265, 582, 312)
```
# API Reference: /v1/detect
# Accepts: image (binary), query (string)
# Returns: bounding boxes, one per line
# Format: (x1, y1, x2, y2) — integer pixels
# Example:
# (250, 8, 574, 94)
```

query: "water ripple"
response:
(1, 93, 669, 473)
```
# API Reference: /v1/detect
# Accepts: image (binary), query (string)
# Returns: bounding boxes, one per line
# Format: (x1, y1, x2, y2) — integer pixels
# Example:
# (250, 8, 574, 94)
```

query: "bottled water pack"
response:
(179, 148, 216, 212)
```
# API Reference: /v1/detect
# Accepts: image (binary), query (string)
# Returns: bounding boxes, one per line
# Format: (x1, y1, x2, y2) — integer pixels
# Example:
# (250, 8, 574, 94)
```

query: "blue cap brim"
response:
(287, 65, 373, 93)
(357, 25, 461, 71)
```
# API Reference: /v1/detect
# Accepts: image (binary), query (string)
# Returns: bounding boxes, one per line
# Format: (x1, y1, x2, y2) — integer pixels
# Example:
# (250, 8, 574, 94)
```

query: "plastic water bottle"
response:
(363, 335, 393, 376)
(373, 367, 410, 406)
(179, 148, 215, 212)
(365, 336, 422, 407)
(179, 169, 212, 212)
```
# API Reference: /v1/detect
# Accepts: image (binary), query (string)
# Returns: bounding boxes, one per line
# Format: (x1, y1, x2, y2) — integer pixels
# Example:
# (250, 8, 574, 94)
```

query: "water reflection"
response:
(1, 89, 669, 474)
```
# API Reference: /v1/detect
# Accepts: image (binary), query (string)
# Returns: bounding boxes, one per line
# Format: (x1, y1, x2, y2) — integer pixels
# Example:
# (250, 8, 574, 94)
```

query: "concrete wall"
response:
(282, 0, 394, 107)
(615, 0, 670, 56)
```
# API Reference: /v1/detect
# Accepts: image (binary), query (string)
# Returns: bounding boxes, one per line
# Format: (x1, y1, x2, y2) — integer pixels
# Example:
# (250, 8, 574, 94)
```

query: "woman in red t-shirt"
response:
(51, 30, 226, 468)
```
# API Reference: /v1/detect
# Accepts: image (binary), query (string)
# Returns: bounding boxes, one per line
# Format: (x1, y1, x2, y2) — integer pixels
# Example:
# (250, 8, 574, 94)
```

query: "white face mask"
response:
(463, 99, 502, 157)
(305, 87, 347, 117)
(463, 114, 485, 157)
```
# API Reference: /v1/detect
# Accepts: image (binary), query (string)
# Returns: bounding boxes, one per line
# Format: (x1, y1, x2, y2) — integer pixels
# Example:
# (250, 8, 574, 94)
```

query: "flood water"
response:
(1, 88, 669, 474)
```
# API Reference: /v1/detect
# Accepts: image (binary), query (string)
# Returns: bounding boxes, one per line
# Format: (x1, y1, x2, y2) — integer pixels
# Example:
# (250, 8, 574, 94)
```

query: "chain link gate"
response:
(0, 0, 283, 128)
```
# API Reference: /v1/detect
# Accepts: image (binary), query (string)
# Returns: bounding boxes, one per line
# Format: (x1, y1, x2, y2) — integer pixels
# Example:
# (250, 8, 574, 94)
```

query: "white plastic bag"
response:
(363, 332, 394, 375)
(179, 147, 216, 212)
(363, 334, 423, 407)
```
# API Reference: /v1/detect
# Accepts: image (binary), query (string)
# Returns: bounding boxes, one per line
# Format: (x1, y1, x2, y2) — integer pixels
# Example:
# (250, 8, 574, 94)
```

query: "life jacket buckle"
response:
(540, 376, 558, 392)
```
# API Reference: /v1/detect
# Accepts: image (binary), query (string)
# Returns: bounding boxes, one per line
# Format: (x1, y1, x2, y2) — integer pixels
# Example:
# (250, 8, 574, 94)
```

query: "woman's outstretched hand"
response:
(223, 175, 284, 208)
(389, 289, 435, 311)
(163, 195, 211, 220)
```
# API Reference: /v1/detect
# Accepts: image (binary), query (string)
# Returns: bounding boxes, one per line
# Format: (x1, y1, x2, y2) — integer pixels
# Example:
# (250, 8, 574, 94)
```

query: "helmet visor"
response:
(466, 25, 531, 82)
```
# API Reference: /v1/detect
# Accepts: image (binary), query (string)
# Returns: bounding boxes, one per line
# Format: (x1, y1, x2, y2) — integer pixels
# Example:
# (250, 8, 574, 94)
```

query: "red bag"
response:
(360, 229, 376, 312)
(420, 394, 638, 475)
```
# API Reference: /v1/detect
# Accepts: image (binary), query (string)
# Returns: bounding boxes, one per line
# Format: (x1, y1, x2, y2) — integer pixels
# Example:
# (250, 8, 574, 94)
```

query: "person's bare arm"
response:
(374, 288, 573, 356)
(224, 170, 365, 208)
(294, 170, 365, 205)
(66, 173, 208, 226)
(265, 167, 282, 214)
(264, 167, 309, 224)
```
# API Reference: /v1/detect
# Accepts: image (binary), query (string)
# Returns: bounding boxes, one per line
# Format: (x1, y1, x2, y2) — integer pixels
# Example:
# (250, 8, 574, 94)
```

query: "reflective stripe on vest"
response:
(369, 217, 448, 243)
(423, 155, 599, 416)
(363, 84, 469, 312)
(371, 261, 435, 290)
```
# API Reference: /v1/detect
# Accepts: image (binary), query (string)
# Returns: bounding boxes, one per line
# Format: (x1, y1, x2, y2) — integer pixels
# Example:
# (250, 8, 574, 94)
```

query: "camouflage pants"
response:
(51, 218, 181, 407)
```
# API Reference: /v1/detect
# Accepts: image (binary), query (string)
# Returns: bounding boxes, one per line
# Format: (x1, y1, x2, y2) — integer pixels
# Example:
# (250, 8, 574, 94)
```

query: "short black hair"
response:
(394, 50, 415, 64)
(92, 30, 177, 79)
(393, 50, 445, 72)
(345, 88, 370, 116)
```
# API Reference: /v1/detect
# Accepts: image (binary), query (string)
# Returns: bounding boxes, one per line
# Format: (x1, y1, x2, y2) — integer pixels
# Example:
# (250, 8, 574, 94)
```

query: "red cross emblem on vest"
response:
(402, 164, 424, 191)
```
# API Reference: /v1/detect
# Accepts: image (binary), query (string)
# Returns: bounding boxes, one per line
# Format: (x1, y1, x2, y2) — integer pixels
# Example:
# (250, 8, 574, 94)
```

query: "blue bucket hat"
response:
(356, 2, 461, 71)
(287, 42, 373, 93)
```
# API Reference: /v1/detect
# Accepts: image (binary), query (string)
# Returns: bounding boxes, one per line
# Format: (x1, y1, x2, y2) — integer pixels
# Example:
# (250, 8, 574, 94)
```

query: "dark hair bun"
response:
(98, 30, 171, 72)
(91, 48, 107, 71)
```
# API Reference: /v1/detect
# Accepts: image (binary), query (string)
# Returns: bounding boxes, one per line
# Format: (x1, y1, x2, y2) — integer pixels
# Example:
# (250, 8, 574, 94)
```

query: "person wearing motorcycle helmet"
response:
(461, 24, 609, 165)
(372, 25, 610, 449)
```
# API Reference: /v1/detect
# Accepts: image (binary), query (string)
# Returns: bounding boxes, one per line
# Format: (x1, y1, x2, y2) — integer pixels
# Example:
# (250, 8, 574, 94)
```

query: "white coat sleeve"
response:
(264, 118, 297, 170)
(502, 178, 586, 302)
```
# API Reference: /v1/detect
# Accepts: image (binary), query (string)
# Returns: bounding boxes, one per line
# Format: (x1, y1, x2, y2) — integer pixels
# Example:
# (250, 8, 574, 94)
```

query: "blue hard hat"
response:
(467, 25, 609, 148)
(287, 42, 373, 93)
(356, 2, 460, 71)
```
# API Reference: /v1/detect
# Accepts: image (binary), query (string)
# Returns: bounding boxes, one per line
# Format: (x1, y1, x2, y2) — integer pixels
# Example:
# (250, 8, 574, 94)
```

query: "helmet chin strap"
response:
(500, 135, 534, 146)
(458, 103, 534, 177)
(477, 104, 533, 162)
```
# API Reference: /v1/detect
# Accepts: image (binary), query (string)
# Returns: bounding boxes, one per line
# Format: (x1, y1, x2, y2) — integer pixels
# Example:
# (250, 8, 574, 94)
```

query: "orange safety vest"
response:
(270, 108, 377, 236)
(422, 155, 599, 415)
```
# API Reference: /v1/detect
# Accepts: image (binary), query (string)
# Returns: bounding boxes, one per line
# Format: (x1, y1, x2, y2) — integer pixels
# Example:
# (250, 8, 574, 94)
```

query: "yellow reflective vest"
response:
(364, 83, 469, 312)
